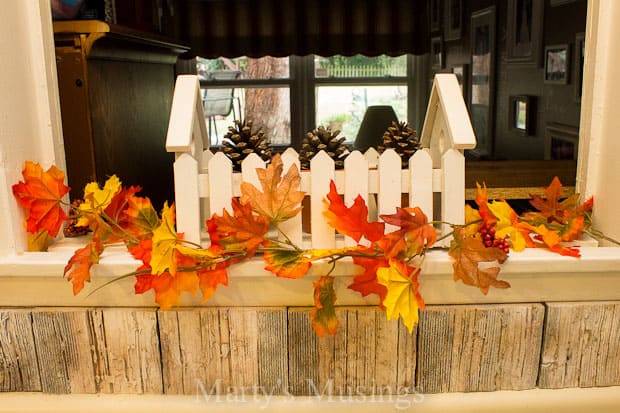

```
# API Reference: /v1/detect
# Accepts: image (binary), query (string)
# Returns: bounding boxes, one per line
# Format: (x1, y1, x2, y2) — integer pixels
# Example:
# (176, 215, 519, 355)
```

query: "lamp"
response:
(354, 105, 398, 152)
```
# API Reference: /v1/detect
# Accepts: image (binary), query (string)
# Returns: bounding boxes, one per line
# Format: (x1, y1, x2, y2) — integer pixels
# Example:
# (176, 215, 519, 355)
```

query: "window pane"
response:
(197, 56, 290, 80)
(315, 86, 407, 143)
(314, 55, 407, 78)
(203, 86, 290, 146)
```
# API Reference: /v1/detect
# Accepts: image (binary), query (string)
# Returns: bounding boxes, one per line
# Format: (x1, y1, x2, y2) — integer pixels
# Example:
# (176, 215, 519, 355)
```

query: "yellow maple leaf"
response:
(77, 175, 121, 226)
(377, 259, 424, 333)
(150, 203, 180, 275)
(488, 200, 530, 251)
(175, 244, 219, 262)
(464, 204, 482, 236)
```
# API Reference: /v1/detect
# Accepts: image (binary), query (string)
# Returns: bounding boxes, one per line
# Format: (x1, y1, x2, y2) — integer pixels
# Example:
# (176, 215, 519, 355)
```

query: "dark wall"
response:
(433, 0, 587, 160)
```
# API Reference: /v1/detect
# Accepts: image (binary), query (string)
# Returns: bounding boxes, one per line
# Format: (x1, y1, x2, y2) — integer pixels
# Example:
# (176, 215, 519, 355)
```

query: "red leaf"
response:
(12, 161, 70, 237)
(380, 207, 437, 256)
(349, 255, 389, 307)
(323, 181, 385, 243)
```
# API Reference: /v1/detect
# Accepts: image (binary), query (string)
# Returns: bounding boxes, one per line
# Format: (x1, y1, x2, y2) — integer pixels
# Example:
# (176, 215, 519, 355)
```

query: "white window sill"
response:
(1, 238, 619, 307)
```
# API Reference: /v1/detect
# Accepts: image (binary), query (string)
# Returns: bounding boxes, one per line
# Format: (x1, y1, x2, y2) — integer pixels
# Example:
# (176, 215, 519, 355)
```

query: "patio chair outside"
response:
(202, 70, 242, 145)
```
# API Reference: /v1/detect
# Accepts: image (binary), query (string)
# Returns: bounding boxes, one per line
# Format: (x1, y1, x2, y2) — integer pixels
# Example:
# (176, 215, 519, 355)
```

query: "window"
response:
(197, 54, 413, 148)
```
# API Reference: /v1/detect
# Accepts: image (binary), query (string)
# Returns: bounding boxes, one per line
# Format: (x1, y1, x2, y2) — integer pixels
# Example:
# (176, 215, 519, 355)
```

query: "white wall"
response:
(0, 0, 65, 255)
(577, 0, 620, 244)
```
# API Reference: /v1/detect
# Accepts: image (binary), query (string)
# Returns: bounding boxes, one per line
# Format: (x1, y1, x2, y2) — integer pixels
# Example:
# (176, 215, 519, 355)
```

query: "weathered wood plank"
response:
(0, 310, 41, 392)
(287, 309, 319, 395)
(31, 310, 95, 393)
(257, 309, 288, 394)
(291, 307, 410, 396)
(227, 308, 259, 388)
(396, 316, 417, 392)
(158, 309, 227, 395)
(416, 304, 544, 393)
(92, 309, 162, 394)
(539, 302, 620, 388)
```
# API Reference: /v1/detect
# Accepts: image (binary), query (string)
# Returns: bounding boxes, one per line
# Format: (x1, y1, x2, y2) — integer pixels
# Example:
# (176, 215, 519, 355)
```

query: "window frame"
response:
(198, 54, 418, 149)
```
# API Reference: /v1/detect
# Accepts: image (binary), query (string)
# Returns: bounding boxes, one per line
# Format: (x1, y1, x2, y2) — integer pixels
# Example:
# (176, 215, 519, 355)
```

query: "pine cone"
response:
(221, 120, 272, 171)
(299, 125, 349, 170)
(377, 121, 419, 168)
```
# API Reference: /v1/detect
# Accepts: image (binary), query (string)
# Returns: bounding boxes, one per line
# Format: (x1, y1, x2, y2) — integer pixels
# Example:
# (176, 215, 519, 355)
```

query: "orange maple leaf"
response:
(323, 181, 385, 243)
(448, 228, 510, 294)
(64, 234, 104, 295)
(197, 264, 229, 303)
(134, 252, 200, 309)
(311, 275, 338, 336)
(240, 154, 305, 225)
(208, 197, 269, 257)
(12, 161, 70, 237)
(474, 183, 497, 226)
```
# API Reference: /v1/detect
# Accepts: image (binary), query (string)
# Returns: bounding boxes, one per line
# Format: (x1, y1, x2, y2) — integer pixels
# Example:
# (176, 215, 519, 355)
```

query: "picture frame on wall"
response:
(452, 64, 469, 101)
(444, 0, 463, 41)
(431, 36, 444, 69)
(505, 0, 544, 66)
(544, 44, 570, 84)
(469, 6, 496, 157)
(544, 122, 579, 160)
(429, 0, 441, 32)
(575, 32, 585, 100)
(509, 95, 535, 136)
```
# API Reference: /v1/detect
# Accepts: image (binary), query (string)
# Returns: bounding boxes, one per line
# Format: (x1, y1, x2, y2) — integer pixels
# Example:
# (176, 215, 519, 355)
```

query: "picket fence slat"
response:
(378, 149, 402, 233)
(409, 149, 434, 221)
(173, 153, 201, 245)
(241, 153, 265, 189)
(310, 151, 335, 248)
(208, 152, 233, 216)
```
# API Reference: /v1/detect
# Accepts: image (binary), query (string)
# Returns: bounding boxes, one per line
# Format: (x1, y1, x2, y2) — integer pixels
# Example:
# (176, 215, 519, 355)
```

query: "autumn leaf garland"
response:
(12, 158, 599, 336)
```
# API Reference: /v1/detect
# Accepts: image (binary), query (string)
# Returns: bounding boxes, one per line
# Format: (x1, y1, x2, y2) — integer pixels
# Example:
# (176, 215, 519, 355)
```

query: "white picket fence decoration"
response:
(165, 74, 476, 248)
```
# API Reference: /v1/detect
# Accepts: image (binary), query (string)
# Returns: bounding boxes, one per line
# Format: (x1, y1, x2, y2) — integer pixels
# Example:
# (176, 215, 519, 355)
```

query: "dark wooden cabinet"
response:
(54, 20, 189, 209)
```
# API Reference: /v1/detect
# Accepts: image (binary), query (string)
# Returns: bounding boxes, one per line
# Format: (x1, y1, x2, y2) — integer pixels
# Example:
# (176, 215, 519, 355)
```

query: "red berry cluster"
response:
(63, 199, 91, 237)
(478, 223, 510, 254)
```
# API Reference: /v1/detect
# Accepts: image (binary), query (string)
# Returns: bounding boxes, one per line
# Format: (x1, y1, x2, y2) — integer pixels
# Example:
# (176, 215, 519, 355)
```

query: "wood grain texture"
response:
(158, 308, 288, 395)
(289, 307, 415, 396)
(539, 302, 620, 388)
(91, 309, 163, 394)
(31, 310, 96, 393)
(0, 310, 41, 392)
(416, 304, 544, 393)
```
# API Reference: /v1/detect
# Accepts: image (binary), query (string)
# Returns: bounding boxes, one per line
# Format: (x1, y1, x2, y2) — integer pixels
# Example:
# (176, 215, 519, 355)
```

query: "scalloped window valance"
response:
(176, 0, 429, 58)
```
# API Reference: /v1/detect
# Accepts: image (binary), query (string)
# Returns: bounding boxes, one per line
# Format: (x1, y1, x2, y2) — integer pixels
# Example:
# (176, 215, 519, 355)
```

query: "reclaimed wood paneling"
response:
(539, 302, 620, 388)
(31, 310, 96, 393)
(91, 309, 162, 394)
(0, 310, 41, 392)
(416, 304, 545, 393)
(158, 308, 288, 395)
(288, 307, 416, 396)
